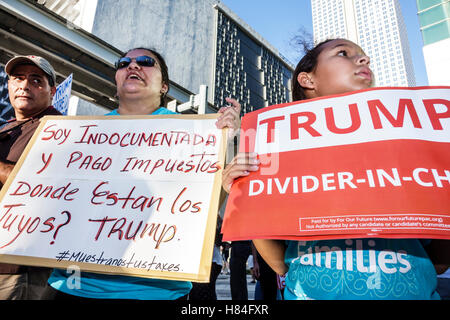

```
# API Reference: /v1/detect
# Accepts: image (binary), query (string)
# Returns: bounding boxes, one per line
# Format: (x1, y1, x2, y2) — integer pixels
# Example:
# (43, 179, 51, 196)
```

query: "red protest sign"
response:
(222, 86, 450, 241)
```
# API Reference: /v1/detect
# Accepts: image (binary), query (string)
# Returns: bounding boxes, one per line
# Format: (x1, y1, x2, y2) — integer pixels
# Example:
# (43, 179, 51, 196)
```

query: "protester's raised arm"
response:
(215, 97, 241, 138)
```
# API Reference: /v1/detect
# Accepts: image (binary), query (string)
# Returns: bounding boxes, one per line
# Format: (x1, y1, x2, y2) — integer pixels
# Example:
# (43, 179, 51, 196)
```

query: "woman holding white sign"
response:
(47, 47, 241, 300)
(222, 38, 442, 300)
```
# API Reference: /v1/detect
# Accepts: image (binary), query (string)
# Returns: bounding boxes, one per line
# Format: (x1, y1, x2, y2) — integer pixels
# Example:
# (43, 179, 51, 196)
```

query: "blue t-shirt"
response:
(105, 107, 175, 116)
(284, 238, 439, 300)
(48, 107, 192, 300)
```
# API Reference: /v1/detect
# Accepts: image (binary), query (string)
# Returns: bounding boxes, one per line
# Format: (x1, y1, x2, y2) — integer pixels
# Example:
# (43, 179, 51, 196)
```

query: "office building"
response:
(417, 0, 450, 85)
(85, 0, 293, 115)
(214, 7, 293, 113)
(311, 0, 416, 87)
(0, 0, 293, 123)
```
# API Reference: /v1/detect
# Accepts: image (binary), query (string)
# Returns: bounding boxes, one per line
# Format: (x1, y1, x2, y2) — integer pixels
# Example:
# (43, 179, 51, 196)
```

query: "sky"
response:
(221, 0, 428, 86)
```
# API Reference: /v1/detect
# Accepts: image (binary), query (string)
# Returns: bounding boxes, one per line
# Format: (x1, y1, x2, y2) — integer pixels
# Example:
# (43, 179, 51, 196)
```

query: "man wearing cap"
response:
(0, 55, 61, 299)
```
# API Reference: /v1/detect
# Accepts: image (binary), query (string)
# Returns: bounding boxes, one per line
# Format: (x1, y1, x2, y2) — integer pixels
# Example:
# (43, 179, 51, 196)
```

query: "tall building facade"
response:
(0, 0, 293, 123)
(417, 0, 450, 85)
(311, 0, 416, 87)
(87, 0, 292, 115)
(68, 0, 292, 115)
(213, 7, 292, 113)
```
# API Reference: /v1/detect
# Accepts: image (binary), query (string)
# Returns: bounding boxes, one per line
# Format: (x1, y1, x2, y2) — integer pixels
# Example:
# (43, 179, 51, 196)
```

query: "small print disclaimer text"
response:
(300, 214, 450, 232)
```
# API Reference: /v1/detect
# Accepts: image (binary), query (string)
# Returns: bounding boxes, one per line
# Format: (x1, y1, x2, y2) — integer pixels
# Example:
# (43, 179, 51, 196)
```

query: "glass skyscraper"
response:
(417, 0, 450, 85)
(311, 0, 416, 87)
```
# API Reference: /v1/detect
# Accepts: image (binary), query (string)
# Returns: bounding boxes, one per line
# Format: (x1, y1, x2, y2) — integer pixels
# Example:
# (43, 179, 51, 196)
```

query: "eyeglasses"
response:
(115, 56, 156, 70)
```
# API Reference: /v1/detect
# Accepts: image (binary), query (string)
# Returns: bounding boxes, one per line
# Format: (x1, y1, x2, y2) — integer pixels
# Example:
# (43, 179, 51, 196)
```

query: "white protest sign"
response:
(52, 74, 73, 115)
(0, 114, 227, 282)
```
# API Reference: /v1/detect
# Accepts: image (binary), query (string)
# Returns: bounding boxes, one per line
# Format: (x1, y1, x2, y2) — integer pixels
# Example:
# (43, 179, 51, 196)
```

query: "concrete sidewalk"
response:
(216, 273, 256, 300)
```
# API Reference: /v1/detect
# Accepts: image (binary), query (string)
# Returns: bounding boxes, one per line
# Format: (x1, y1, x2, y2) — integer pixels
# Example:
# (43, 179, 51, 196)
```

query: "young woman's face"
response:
(304, 39, 373, 98)
(115, 49, 167, 105)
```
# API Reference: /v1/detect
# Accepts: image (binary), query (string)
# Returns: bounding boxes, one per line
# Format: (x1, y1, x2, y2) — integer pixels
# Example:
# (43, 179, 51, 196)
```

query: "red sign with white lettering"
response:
(222, 87, 450, 241)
